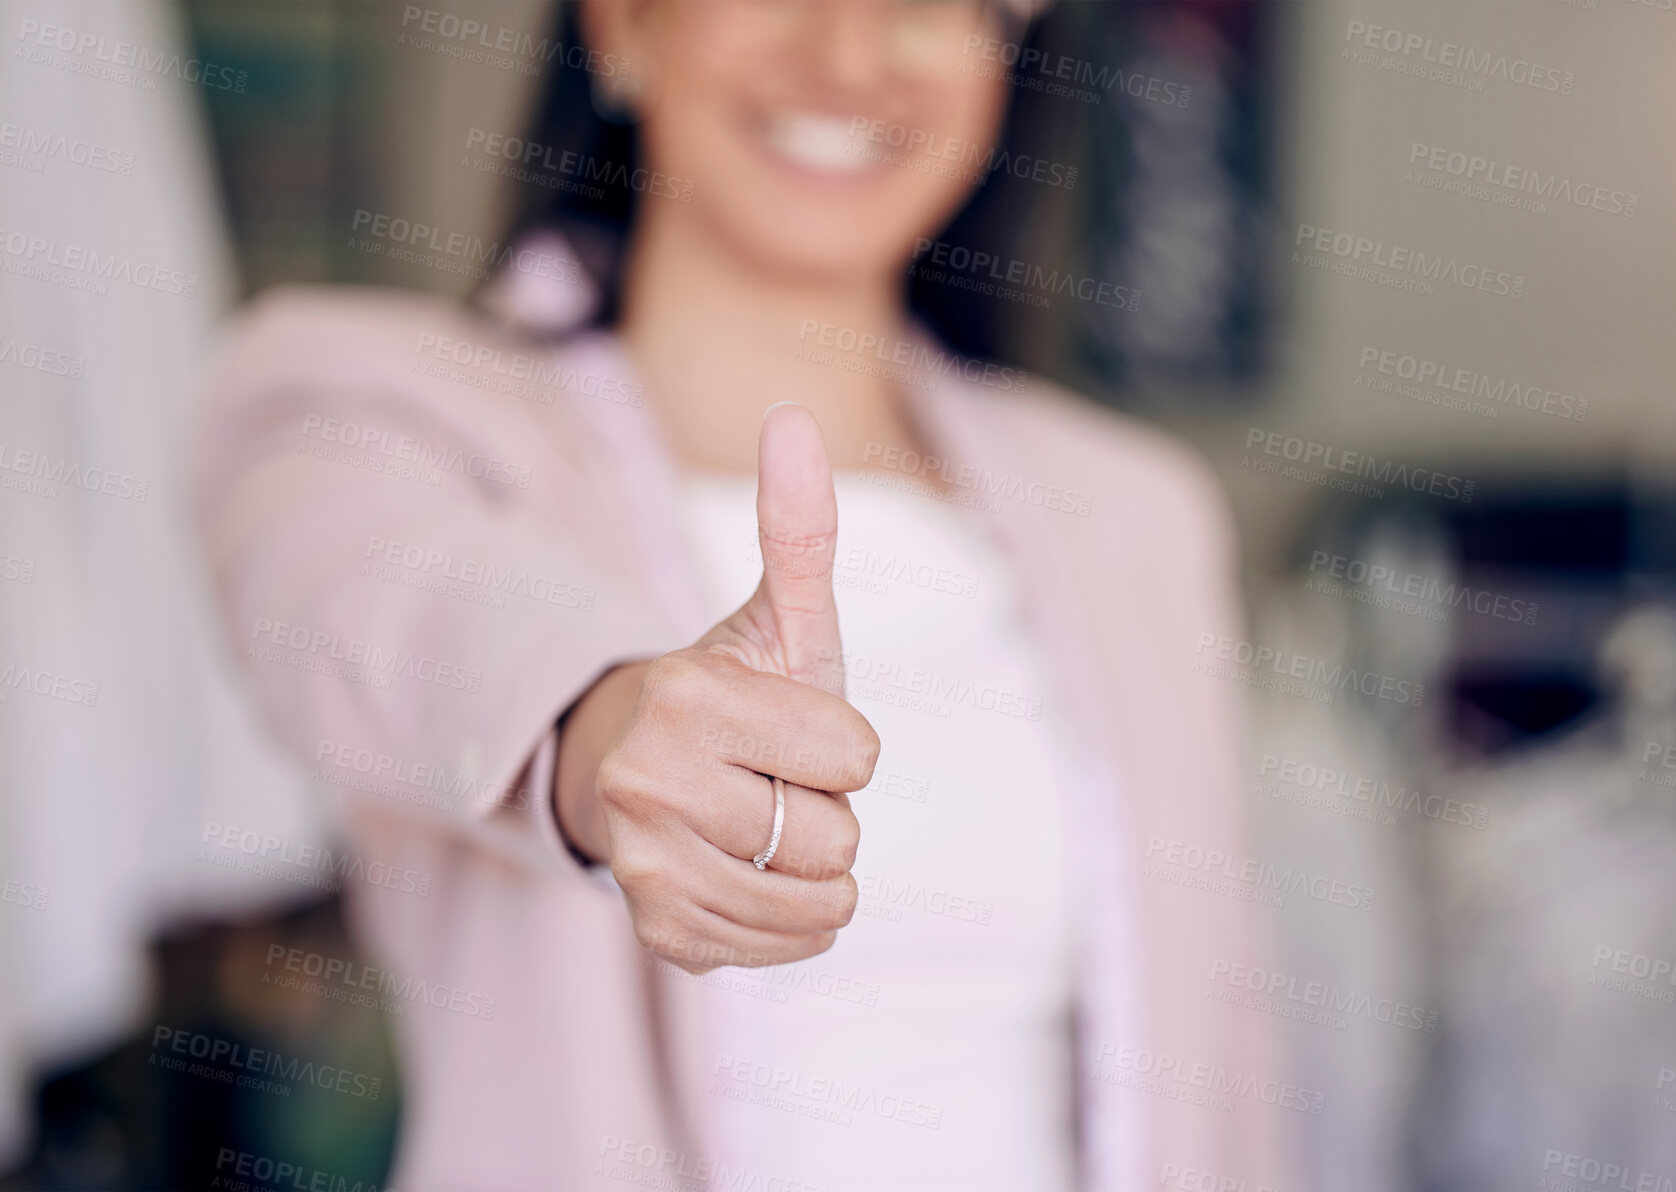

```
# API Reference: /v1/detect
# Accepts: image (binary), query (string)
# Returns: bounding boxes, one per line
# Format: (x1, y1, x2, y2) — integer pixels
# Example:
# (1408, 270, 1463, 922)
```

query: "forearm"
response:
(554, 660, 653, 864)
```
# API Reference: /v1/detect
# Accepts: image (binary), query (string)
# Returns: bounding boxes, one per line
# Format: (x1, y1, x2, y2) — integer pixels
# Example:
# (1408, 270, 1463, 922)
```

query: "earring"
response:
(591, 63, 644, 123)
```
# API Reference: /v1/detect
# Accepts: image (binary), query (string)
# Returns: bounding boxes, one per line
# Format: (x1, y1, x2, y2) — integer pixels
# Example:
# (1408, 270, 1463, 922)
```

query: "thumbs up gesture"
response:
(564, 405, 880, 974)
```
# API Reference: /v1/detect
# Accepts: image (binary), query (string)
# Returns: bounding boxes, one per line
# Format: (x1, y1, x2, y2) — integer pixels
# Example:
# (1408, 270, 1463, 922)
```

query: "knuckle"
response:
(805, 814, 860, 880)
(825, 875, 859, 929)
(611, 848, 662, 892)
(596, 748, 668, 821)
(641, 652, 709, 717)
(843, 715, 882, 789)
(778, 852, 828, 882)
(631, 915, 666, 954)
(595, 748, 658, 817)
(802, 835, 847, 881)
(593, 750, 634, 806)
(769, 935, 817, 966)
(636, 916, 712, 971)
(834, 812, 861, 872)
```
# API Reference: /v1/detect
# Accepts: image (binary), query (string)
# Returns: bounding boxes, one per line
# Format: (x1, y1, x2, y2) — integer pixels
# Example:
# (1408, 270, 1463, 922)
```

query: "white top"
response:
(674, 469, 1082, 1192)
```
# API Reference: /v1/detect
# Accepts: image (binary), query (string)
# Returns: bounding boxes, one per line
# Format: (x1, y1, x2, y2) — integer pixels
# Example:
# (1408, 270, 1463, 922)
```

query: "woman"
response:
(194, 1, 1286, 1188)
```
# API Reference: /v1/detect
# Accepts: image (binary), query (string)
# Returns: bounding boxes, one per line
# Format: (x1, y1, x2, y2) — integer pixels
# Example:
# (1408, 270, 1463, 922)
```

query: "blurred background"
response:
(2, 0, 1674, 1188)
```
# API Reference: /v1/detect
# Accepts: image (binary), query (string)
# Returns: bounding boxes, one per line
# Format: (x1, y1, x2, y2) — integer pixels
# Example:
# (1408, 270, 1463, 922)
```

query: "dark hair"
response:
(490, 0, 1083, 368)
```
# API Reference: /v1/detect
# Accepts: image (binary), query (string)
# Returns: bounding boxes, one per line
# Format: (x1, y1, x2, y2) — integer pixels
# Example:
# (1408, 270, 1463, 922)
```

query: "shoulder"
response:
(212, 284, 512, 381)
(967, 373, 1238, 569)
(202, 285, 636, 429)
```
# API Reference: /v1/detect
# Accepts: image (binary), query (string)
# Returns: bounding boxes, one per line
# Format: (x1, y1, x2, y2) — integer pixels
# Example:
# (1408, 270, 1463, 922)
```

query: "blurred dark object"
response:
(0, 897, 398, 1192)
(1441, 488, 1638, 755)
(182, 0, 432, 294)
(1078, 0, 1276, 399)
(1293, 482, 1676, 760)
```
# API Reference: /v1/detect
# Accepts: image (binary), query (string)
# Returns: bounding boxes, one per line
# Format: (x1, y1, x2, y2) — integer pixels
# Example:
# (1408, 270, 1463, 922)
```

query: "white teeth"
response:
(763, 112, 877, 176)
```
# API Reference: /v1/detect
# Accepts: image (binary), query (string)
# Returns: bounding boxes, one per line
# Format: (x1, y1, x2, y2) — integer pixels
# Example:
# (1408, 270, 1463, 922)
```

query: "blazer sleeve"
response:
(1126, 439, 1298, 1192)
(189, 289, 676, 881)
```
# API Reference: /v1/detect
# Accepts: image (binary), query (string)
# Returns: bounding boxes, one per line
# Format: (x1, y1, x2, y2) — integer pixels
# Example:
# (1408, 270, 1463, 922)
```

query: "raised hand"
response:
(578, 403, 879, 974)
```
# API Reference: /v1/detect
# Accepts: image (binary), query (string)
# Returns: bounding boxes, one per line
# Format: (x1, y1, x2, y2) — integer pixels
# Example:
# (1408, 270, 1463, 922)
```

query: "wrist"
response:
(554, 660, 651, 865)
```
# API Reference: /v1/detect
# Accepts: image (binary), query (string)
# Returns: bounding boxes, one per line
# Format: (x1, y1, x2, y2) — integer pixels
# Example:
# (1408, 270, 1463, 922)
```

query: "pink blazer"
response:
(192, 286, 1290, 1191)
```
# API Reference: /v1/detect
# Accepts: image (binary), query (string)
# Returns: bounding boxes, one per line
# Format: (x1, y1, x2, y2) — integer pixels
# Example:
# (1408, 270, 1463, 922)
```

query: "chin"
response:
(724, 202, 923, 284)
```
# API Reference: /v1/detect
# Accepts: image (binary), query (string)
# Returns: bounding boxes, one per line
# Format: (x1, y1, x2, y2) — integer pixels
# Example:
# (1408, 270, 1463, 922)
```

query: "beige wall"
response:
(1156, 0, 1676, 559)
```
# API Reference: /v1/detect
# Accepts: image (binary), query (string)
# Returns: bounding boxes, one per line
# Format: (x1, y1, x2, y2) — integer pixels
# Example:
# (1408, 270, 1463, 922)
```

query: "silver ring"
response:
(753, 775, 786, 870)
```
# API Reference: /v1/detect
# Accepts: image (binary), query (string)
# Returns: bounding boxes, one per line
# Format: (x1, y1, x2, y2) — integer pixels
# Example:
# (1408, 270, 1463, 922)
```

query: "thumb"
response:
(750, 402, 844, 694)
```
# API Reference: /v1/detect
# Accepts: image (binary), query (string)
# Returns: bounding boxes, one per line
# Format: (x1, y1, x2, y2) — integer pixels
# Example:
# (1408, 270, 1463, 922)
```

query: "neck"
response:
(617, 201, 921, 474)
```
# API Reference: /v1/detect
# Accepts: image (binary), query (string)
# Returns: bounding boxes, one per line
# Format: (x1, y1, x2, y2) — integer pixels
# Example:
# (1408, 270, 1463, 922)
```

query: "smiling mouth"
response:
(758, 110, 887, 178)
